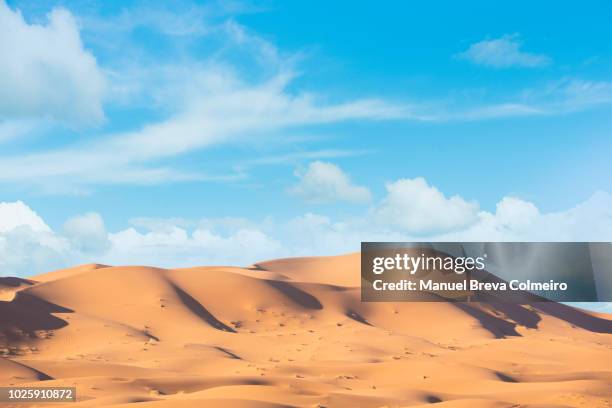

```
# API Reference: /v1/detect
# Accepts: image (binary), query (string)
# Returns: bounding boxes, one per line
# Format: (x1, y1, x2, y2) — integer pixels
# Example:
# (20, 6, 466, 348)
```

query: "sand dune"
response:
(1, 253, 611, 407)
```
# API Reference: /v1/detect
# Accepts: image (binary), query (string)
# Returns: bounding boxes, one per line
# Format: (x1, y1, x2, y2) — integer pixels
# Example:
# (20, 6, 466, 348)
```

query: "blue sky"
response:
(1, 0, 612, 313)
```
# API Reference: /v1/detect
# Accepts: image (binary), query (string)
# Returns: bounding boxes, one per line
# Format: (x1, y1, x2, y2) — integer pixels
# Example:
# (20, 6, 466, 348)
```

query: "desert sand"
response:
(1, 253, 611, 407)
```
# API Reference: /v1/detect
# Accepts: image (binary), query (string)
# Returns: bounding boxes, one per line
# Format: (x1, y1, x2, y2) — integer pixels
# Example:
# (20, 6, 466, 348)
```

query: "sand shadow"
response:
(213, 346, 242, 359)
(0, 292, 73, 338)
(247, 264, 267, 271)
(265, 280, 323, 310)
(482, 301, 541, 329)
(169, 283, 236, 333)
(454, 302, 520, 338)
(7, 359, 54, 381)
(494, 371, 518, 383)
(0, 277, 36, 287)
(425, 395, 442, 403)
(533, 302, 612, 334)
(456, 300, 612, 337)
(345, 309, 372, 326)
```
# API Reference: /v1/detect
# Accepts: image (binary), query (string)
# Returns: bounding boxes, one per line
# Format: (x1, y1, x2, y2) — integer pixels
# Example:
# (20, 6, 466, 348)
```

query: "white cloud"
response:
(453, 78, 612, 120)
(223, 19, 284, 69)
(62, 212, 110, 254)
(432, 191, 612, 241)
(0, 4, 611, 193)
(107, 224, 282, 267)
(0, 2, 105, 124)
(493, 196, 540, 230)
(0, 68, 416, 190)
(374, 178, 480, 234)
(0, 120, 39, 142)
(82, 3, 212, 37)
(2, 187, 612, 276)
(0, 201, 51, 232)
(0, 202, 69, 276)
(0, 227, 71, 276)
(243, 149, 372, 166)
(288, 161, 372, 204)
(2, 68, 607, 192)
(459, 35, 550, 68)
(539, 78, 612, 111)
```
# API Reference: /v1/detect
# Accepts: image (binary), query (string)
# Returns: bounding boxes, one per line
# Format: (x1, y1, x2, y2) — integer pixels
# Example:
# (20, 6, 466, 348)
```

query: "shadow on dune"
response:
(247, 264, 267, 271)
(133, 377, 271, 395)
(345, 309, 372, 326)
(265, 280, 323, 310)
(534, 302, 612, 334)
(494, 371, 518, 383)
(0, 277, 36, 287)
(455, 300, 612, 337)
(6, 359, 54, 381)
(0, 292, 73, 339)
(425, 395, 442, 403)
(482, 302, 542, 329)
(213, 346, 242, 359)
(454, 303, 520, 338)
(169, 283, 236, 333)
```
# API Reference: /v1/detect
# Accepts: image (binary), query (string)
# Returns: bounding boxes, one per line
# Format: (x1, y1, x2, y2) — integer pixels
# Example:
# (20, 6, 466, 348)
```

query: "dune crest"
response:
(1, 254, 611, 407)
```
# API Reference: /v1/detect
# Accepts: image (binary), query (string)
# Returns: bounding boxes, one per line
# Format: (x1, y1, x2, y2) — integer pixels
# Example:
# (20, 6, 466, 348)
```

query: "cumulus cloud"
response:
(62, 212, 110, 254)
(492, 196, 541, 230)
(458, 35, 550, 68)
(0, 201, 69, 275)
(0, 1, 106, 124)
(2, 185, 612, 276)
(0, 202, 281, 274)
(430, 192, 612, 241)
(288, 161, 372, 204)
(0, 201, 51, 232)
(374, 178, 480, 234)
(108, 225, 281, 267)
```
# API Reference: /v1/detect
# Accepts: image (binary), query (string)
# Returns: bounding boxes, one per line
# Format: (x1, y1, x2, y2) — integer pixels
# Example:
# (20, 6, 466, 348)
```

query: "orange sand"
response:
(1, 254, 611, 407)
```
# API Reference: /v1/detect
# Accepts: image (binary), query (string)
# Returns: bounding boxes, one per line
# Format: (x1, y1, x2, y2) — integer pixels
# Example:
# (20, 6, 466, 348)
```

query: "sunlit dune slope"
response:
(1, 253, 611, 407)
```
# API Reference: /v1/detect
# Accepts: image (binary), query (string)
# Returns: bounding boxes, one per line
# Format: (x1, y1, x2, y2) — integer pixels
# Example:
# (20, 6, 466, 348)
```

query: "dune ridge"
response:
(1, 253, 611, 407)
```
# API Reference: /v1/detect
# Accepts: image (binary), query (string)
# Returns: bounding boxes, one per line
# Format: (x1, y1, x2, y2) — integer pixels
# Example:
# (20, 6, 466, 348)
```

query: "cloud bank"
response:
(2, 175, 612, 276)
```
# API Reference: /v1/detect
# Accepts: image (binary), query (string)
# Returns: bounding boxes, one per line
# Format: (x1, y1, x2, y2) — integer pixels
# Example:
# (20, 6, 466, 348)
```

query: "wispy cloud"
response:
(3, 71, 612, 190)
(0, 2, 420, 190)
(458, 34, 550, 68)
(0, 69, 416, 191)
(2, 3, 612, 193)
(81, 4, 211, 37)
(446, 78, 612, 120)
(0, 120, 39, 142)
(243, 149, 373, 166)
